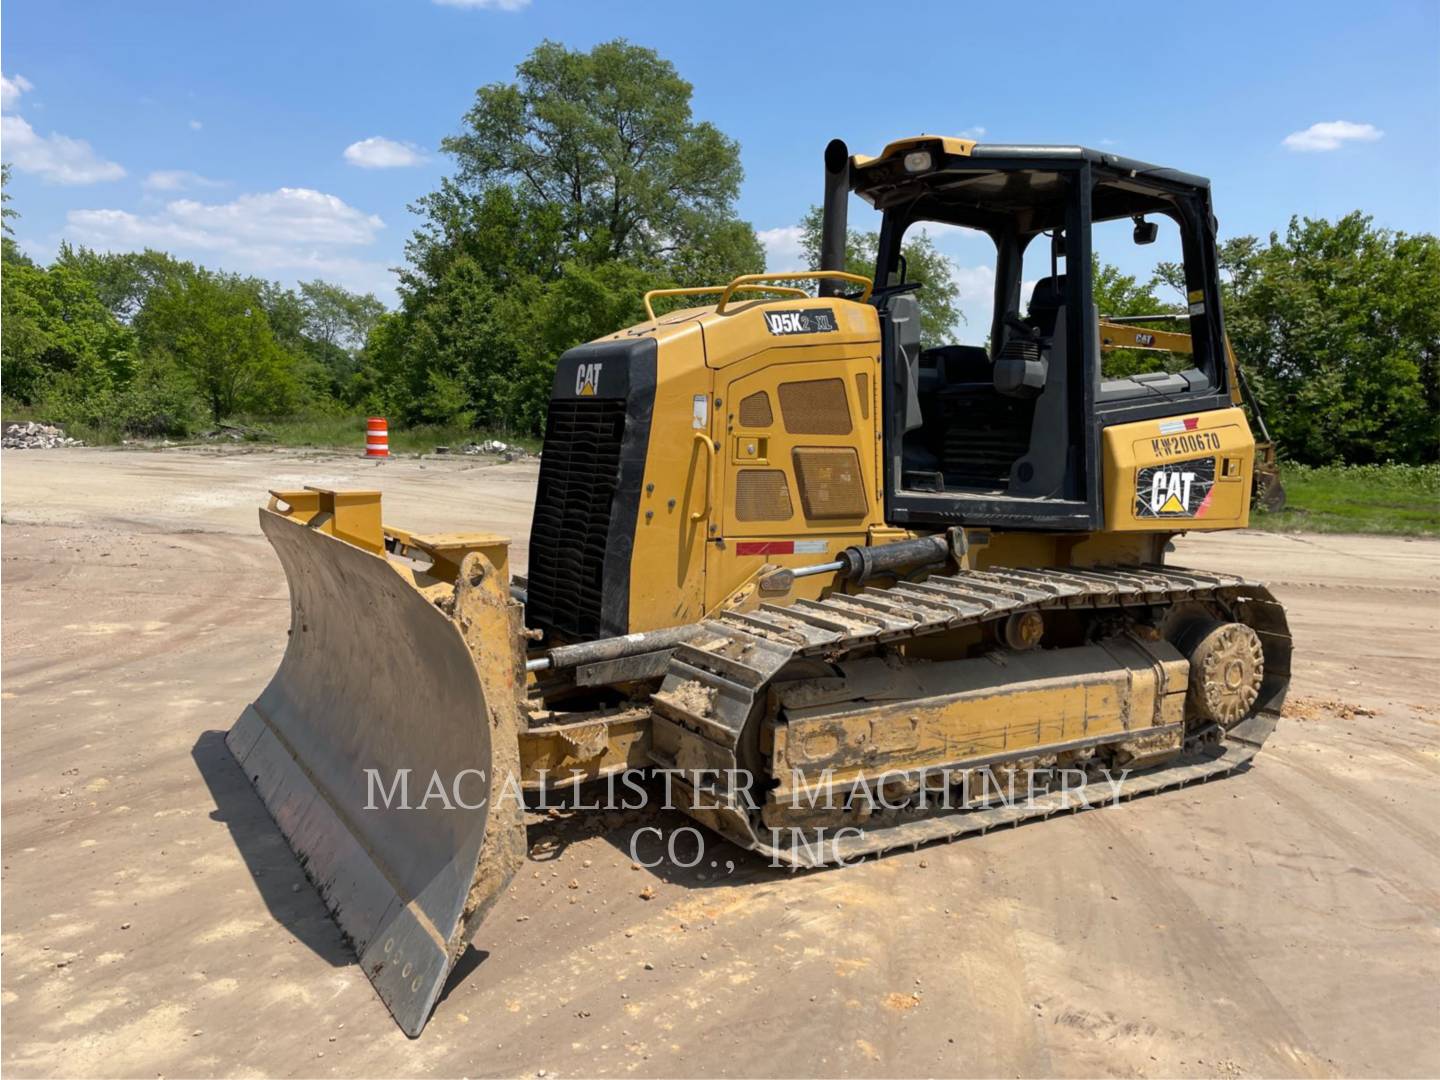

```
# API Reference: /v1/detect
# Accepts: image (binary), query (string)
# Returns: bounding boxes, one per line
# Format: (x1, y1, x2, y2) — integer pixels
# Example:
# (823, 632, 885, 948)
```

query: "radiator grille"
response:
(735, 469, 794, 522)
(779, 378, 852, 435)
(793, 447, 868, 520)
(737, 391, 773, 428)
(527, 399, 627, 640)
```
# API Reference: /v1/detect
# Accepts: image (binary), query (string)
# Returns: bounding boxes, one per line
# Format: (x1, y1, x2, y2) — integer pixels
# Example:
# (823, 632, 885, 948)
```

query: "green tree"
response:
(372, 39, 764, 434)
(1217, 214, 1438, 465)
(136, 268, 297, 422)
(293, 279, 387, 404)
(1, 164, 32, 267)
(299, 279, 385, 355)
(439, 39, 761, 275)
(52, 245, 188, 322)
(1085, 254, 1186, 379)
(797, 206, 961, 342)
(1, 261, 134, 405)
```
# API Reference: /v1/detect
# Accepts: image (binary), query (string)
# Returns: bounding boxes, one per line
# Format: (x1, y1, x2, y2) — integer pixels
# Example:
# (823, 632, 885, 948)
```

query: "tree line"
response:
(3, 40, 1436, 465)
(2, 190, 385, 435)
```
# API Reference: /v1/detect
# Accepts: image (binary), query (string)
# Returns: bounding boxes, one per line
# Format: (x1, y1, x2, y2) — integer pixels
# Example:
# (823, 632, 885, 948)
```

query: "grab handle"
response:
(690, 431, 716, 522)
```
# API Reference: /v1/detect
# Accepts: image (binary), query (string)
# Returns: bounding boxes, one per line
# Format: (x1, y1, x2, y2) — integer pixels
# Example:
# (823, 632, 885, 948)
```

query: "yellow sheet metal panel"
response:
(387, 531, 511, 585)
(267, 487, 384, 553)
(699, 297, 879, 367)
(765, 638, 1179, 801)
(705, 343, 884, 614)
(625, 323, 713, 632)
(1102, 407, 1254, 531)
(851, 134, 978, 168)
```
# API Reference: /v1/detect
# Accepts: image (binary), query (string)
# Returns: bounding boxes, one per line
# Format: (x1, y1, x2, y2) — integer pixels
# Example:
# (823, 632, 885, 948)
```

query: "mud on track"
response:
(3, 446, 1438, 1078)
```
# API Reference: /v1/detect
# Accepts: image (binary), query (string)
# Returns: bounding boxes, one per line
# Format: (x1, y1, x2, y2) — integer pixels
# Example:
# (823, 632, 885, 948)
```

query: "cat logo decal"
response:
(1135, 457, 1217, 518)
(575, 362, 603, 396)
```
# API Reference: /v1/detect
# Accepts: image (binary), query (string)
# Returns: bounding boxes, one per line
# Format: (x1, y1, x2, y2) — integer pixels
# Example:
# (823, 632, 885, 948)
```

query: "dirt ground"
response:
(3, 446, 1438, 1079)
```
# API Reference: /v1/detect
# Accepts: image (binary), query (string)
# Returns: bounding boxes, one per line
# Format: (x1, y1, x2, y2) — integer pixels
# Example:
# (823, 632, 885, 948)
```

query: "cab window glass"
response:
(1088, 212, 1190, 380)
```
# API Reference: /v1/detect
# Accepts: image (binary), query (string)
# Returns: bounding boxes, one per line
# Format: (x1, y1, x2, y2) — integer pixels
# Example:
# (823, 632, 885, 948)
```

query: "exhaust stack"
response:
(818, 138, 849, 297)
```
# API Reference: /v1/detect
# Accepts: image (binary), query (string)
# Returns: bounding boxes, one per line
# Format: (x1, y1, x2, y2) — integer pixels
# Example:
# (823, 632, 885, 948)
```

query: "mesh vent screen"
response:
(793, 447, 868, 520)
(778, 378, 852, 435)
(737, 391, 773, 428)
(735, 469, 794, 522)
(855, 372, 870, 419)
(527, 399, 626, 639)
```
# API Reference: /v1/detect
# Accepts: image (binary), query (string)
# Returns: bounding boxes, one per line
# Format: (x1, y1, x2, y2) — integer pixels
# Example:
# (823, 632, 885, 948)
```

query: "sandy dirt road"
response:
(3, 446, 1438, 1079)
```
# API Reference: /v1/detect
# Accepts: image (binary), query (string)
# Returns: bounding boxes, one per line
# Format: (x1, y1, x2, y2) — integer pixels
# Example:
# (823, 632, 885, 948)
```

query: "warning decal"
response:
(1135, 456, 1217, 518)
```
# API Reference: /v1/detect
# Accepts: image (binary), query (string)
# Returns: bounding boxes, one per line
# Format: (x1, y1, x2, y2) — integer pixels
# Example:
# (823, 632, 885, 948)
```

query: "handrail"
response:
(689, 431, 716, 522)
(716, 271, 873, 313)
(643, 284, 809, 320)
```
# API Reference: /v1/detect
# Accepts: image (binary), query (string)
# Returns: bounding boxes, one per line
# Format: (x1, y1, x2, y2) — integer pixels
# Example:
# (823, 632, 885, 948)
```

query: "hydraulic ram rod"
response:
(525, 536, 952, 672)
(525, 623, 708, 673)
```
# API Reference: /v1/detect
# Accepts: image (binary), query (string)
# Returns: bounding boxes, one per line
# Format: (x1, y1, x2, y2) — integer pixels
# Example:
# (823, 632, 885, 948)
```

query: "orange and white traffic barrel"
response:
(365, 417, 389, 458)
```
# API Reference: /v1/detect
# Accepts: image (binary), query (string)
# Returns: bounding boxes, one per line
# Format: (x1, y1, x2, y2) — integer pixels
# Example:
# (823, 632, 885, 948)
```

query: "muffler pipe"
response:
(818, 138, 850, 297)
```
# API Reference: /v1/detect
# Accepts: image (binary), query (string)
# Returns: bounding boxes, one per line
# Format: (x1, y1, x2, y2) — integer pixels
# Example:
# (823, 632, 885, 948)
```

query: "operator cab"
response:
(822, 137, 1233, 531)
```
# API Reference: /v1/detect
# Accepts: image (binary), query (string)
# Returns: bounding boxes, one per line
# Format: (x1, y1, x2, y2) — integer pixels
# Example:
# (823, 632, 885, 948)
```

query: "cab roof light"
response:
(902, 150, 933, 174)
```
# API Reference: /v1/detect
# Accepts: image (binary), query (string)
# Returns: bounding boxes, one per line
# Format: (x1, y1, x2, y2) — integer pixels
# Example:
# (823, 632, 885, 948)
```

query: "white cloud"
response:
(910, 221, 969, 242)
(343, 136, 426, 169)
(143, 169, 226, 192)
(2, 112, 126, 184)
(959, 126, 986, 140)
(433, 0, 531, 9)
(64, 187, 392, 295)
(758, 225, 806, 272)
(1282, 120, 1383, 152)
(69, 187, 383, 249)
(189, 119, 203, 131)
(1, 72, 34, 111)
(2, 74, 126, 185)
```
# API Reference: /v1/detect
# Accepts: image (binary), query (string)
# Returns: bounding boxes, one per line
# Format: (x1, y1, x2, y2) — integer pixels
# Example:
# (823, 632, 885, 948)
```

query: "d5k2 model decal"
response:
(1135, 456, 1217, 518)
(763, 308, 838, 335)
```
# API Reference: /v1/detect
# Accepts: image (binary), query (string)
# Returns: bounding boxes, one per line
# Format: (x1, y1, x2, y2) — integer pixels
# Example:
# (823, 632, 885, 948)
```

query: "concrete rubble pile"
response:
(2, 422, 85, 450)
(436, 439, 532, 462)
(463, 439, 516, 456)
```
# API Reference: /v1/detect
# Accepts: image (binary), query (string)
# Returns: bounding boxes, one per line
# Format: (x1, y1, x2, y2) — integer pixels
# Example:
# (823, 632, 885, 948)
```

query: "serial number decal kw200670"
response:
(1150, 430, 1221, 459)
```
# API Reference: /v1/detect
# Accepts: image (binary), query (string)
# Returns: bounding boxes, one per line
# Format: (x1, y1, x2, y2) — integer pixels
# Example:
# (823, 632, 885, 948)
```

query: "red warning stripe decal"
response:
(735, 541, 794, 556)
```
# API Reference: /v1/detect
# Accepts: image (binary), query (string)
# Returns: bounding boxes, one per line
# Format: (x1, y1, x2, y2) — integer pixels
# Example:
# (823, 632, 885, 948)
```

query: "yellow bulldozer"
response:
(227, 135, 1292, 1036)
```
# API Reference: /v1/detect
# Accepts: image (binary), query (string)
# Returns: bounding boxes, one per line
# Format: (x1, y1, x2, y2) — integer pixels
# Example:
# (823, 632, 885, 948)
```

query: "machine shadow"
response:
(192, 728, 354, 967)
(438, 945, 491, 1005)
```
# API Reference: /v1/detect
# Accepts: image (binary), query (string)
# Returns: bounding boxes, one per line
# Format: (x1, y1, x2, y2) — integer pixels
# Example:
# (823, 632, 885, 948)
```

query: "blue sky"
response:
(4, 0, 1437, 339)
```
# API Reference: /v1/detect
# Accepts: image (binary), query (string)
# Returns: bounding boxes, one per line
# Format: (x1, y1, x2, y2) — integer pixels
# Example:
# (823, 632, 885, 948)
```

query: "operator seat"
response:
(1025, 274, 1066, 335)
(994, 274, 1066, 399)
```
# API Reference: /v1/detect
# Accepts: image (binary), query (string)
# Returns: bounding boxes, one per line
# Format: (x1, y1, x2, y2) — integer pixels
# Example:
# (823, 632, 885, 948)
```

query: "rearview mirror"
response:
(1133, 216, 1159, 245)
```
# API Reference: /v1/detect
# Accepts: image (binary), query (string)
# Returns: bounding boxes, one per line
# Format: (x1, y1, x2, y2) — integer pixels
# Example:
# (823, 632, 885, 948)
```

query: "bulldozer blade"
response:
(227, 509, 524, 1037)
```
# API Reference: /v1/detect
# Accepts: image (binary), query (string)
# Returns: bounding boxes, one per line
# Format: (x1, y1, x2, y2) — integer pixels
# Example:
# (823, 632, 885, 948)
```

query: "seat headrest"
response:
(1026, 274, 1067, 334)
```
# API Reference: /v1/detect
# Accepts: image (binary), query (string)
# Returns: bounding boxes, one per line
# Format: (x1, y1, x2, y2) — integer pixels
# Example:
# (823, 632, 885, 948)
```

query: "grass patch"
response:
(1251, 463, 1440, 536)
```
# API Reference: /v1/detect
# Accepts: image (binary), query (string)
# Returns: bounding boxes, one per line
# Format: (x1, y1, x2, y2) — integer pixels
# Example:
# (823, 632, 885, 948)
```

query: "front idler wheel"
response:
(1184, 621, 1265, 728)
